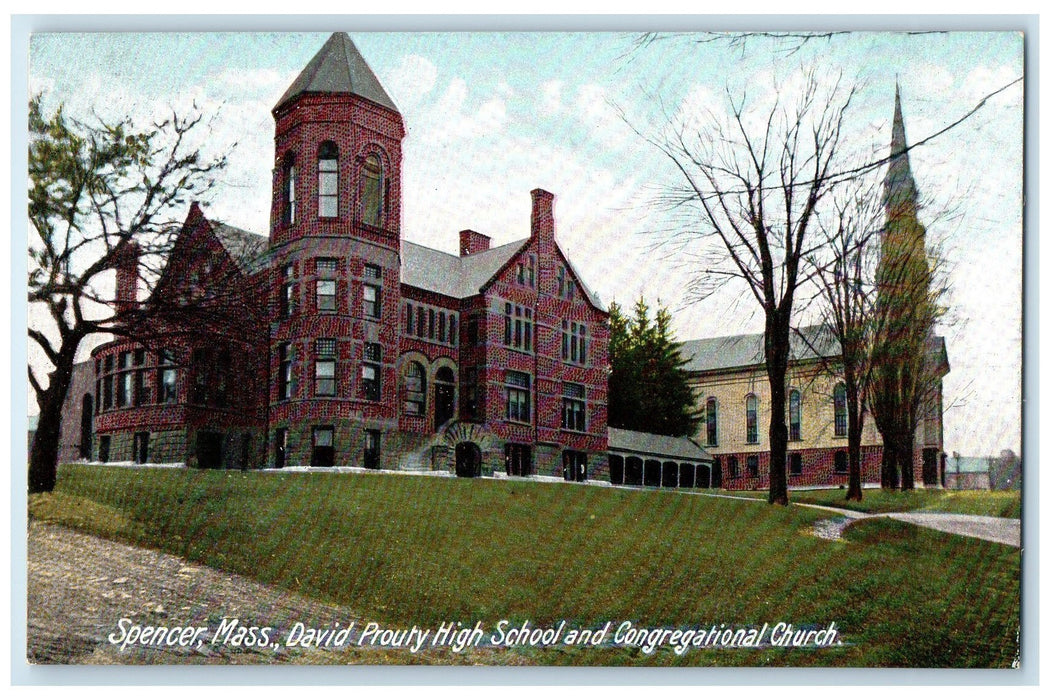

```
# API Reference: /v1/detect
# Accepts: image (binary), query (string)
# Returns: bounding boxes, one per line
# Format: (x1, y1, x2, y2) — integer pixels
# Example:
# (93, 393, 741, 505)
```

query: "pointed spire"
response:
(275, 33, 398, 113)
(883, 83, 919, 212)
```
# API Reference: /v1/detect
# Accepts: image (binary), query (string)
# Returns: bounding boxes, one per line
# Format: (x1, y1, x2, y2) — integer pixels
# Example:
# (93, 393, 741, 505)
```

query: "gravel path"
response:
(801, 504, 1021, 547)
(26, 521, 526, 665)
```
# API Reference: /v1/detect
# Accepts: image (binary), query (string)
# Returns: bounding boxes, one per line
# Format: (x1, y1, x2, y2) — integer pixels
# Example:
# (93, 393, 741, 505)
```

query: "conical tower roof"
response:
(882, 83, 919, 211)
(275, 32, 398, 113)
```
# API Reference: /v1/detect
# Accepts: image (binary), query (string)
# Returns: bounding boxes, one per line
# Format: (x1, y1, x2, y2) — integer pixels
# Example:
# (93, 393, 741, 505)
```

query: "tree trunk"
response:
(881, 443, 899, 490)
(846, 411, 863, 502)
(29, 344, 79, 494)
(765, 315, 789, 506)
(899, 436, 916, 491)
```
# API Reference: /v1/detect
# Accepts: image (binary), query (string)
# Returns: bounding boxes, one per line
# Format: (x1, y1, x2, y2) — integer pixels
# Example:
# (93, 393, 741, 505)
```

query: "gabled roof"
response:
(608, 428, 713, 463)
(400, 237, 606, 311)
(681, 325, 839, 374)
(401, 239, 527, 299)
(275, 32, 398, 113)
(211, 222, 268, 273)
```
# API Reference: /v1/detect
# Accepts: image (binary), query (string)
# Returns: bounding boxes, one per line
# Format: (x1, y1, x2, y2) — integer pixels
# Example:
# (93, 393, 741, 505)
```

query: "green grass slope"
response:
(30, 465, 1020, 667)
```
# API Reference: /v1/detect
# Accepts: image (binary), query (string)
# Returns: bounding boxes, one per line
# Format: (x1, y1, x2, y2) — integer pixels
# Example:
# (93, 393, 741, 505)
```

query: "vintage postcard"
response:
(23, 26, 1024, 674)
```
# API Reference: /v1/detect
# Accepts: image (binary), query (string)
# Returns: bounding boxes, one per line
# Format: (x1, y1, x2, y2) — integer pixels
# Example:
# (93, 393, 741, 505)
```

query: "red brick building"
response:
(86, 33, 610, 480)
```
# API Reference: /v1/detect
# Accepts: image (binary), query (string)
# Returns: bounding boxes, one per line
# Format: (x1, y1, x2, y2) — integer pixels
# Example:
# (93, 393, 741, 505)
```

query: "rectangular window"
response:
(364, 263, 382, 280)
(120, 351, 131, 369)
(363, 284, 381, 319)
(281, 264, 295, 318)
(105, 355, 114, 373)
(746, 397, 759, 444)
(158, 350, 177, 404)
(103, 375, 113, 409)
(790, 453, 803, 476)
(705, 398, 718, 446)
(506, 371, 531, 423)
(118, 372, 132, 407)
(311, 426, 335, 467)
(504, 304, 533, 352)
(462, 368, 478, 419)
(448, 315, 457, 347)
(362, 363, 380, 402)
(134, 370, 148, 406)
(278, 343, 293, 401)
(557, 266, 565, 297)
(727, 455, 739, 479)
(834, 451, 848, 474)
(438, 312, 446, 343)
(316, 279, 336, 312)
(467, 315, 479, 346)
(405, 303, 414, 335)
(428, 308, 435, 339)
(562, 383, 586, 432)
(364, 342, 382, 362)
(747, 454, 759, 478)
(417, 307, 425, 338)
(133, 432, 149, 464)
(134, 349, 145, 366)
(318, 160, 338, 218)
(314, 339, 336, 396)
(316, 258, 337, 274)
(363, 429, 380, 469)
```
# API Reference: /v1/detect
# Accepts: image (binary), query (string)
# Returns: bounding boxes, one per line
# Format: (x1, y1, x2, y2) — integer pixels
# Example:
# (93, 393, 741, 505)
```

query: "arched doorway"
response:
(455, 442, 482, 478)
(434, 367, 456, 430)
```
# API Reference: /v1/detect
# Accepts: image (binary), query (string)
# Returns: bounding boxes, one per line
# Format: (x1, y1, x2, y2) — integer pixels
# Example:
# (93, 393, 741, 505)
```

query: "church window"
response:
(746, 394, 759, 444)
(834, 383, 848, 437)
(789, 388, 802, 441)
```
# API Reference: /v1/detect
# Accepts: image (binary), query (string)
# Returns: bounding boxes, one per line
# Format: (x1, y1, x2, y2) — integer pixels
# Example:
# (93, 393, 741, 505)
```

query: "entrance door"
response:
(455, 442, 481, 478)
(922, 448, 940, 487)
(133, 432, 149, 464)
(274, 428, 287, 469)
(196, 431, 223, 469)
(434, 367, 456, 430)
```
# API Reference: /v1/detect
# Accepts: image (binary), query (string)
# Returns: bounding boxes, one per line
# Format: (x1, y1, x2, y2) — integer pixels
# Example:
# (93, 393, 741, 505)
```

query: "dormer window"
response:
(281, 153, 296, 227)
(360, 154, 383, 227)
(318, 141, 339, 218)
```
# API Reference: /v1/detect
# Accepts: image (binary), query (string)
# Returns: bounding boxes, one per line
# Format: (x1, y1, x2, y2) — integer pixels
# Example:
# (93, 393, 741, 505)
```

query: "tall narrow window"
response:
(362, 342, 381, 401)
(280, 264, 295, 318)
(158, 350, 177, 404)
(318, 141, 338, 218)
(311, 426, 335, 467)
(833, 383, 848, 437)
(314, 339, 336, 397)
(281, 154, 296, 226)
(745, 394, 759, 444)
(316, 280, 336, 312)
(404, 361, 426, 416)
(789, 388, 802, 441)
(278, 343, 293, 400)
(562, 382, 586, 432)
(706, 397, 718, 446)
(363, 284, 381, 319)
(506, 371, 531, 423)
(360, 154, 383, 227)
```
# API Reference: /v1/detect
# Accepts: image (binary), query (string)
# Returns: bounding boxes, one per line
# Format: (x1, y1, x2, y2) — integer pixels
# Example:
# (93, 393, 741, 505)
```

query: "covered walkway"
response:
(607, 428, 717, 489)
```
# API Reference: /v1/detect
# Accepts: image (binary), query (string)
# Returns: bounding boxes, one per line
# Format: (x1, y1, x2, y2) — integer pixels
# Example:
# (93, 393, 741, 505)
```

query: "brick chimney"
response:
(114, 240, 140, 314)
(530, 188, 555, 243)
(459, 229, 491, 257)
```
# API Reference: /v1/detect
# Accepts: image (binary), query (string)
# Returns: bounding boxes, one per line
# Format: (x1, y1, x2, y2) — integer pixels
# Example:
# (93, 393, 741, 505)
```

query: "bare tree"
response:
(805, 171, 883, 501)
(27, 95, 235, 493)
(648, 70, 857, 505)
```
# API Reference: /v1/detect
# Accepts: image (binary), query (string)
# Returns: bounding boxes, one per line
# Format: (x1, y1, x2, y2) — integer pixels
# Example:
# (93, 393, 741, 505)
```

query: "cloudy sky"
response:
(26, 28, 1024, 457)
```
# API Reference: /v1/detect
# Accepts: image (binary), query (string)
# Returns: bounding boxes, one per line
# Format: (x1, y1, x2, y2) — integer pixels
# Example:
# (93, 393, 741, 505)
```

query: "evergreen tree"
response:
(608, 297, 700, 437)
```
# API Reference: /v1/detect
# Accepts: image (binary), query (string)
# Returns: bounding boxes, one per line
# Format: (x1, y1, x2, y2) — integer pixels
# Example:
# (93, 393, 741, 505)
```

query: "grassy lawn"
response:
(30, 465, 1020, 667)
(780, 488, 1022, 518)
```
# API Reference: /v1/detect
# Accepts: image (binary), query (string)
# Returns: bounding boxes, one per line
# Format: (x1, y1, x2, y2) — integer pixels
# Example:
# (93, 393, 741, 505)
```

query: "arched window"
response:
(705, 397, 718, 446)
(404, 362, 426, 416)
(789, 388, 802, 441)
(745, 394, 759, 444)
(833, 382, 848, 437)
(281, 153, 296, 226)
(360, 154, 383, 227)
(318, 141, 339, 218)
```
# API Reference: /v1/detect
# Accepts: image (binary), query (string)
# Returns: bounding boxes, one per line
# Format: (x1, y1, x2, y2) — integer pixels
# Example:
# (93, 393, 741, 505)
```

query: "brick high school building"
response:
(83, 33, 609, 479)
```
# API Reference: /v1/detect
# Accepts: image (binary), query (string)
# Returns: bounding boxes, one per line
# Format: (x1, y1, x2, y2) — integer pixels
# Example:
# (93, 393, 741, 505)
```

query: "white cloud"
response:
(387, 54, 438, 110)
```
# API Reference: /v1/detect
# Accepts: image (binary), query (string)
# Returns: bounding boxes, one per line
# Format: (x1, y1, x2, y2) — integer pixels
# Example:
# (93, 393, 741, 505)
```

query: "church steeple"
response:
(275, 32, 398, 113)
(882, 83, 919, 214)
